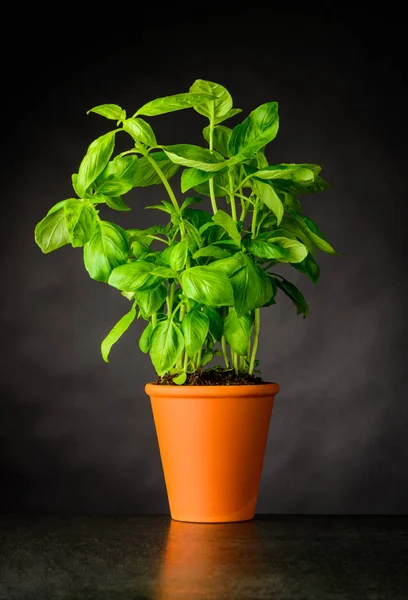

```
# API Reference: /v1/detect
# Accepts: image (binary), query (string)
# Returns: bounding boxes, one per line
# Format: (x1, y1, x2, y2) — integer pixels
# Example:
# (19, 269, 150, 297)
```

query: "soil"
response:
(155, 368, 268, 386)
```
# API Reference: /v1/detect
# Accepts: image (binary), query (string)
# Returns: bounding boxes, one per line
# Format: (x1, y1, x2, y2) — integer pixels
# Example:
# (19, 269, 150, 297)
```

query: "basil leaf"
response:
(108, 261, 161, 292)
(202, 125, 231, 157)
(136, 92, 215, 117)
(169, 239, 189, 271)
(83, 221, 129, 282)
(190, 80, 233, 122)
(230, 256, 273, 317)
(252, 163, 318, 182)
(87, 104, 125, 121)
(248, 236, 307, 263)
(180, 196, 203, 211)
(76, 131, 116, 197)
(252, 179, 284, 225)
(214, 108, 243, 125)
(34, 206, 70, 254)
(291, 253, 320, 283)
(207, 253, 246, 276)
(228, 102, 279, 158)
(150, 319, 184, 375)
(212, 210, 241, 246)
(181, 168, 215, 193)
(105, 195, 131, 212)
(163, 144, 227, 172)
(274, 277, 309, 317)
(101, 302, 137, 363)
(133, 151, 180, 187)
(280, 216, 315, 254)
(181, 266, 234, 307)
(223, 309, 252, 356)
(274, 175, 330, 196)
(136, 284, 167, 318)
(150, 266, 178, 278)
(139, 321, 153, 353)
(181, 309, 210, 358)
(123, 118, 157, 146)
(193, 170, 229, 198)
(64, 200, 97, 247)
(288, 211, 338, 255)
(202, 307, 223, 341)
(193, 246, 231, 260)
(95, 155, 138, 195)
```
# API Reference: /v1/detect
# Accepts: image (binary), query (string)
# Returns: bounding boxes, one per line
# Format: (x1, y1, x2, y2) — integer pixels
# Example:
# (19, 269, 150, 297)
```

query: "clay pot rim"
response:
(145, 382, 279, 398)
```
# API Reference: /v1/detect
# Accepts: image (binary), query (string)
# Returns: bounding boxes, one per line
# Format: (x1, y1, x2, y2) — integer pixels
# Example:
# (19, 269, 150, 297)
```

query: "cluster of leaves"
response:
(34, 80, 338, 384)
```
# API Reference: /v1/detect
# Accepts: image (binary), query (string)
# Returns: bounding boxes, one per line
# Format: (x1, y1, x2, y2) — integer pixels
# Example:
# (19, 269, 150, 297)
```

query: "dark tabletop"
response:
(0, 515, 407, 599)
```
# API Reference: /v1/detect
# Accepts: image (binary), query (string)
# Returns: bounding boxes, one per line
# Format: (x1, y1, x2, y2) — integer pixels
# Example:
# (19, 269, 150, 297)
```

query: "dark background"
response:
(1, 7, 407, 514)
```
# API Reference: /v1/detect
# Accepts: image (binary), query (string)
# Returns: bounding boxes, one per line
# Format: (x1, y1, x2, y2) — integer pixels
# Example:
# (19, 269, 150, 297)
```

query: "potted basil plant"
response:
(34, 80, 338, 523)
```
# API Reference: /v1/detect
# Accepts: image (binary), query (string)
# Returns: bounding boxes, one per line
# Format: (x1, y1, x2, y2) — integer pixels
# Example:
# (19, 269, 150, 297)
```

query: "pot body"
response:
(145, 383, 279, 523)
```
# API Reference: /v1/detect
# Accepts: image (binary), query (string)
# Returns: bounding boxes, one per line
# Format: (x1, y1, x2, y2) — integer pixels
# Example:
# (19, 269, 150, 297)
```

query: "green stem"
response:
(144, 153, 185, 236)
(248, 308, 260, 375)
(151, 313, 157, 329)
(208, 116, 218, 214)
(251, 200, 258, 239)
(221, 335, 230, 369)
(227, 170, 237, 221)
(167, 283, 175, 315)
(232, 350, 239, 376)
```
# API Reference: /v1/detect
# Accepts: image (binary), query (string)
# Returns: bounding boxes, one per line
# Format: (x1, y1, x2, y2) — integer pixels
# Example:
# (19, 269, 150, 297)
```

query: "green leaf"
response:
(291, 253, 320, 283)
(223, 309, 252, 356)
(136, 92, 215, 117)
(95, 155, 138, 195)
(230, 257, 273, 317)
(169, 239, 189, 271)
(193, 170, 230, 198)
(202, 125, 231, 157)
(64, 200, 97, 247)
(252, 179, 284, 225)
(151, 266, 178, 278)
(252, 163, 317, 182)
(123, 117, 157, 146)
(181, 266, 234, 307)
(136, 284, 167, 318)
(108, 261, 161, 292)
(228, 102, 279, 158)
(214, 108, 243, 125)
(133, 151, 180, 187)
(212, 210, 241, 246)
(207, 252, 246, 276)
(150, 319, 184, 375)
(180, 196, 203, 211)
(202, 307, 223, 341)
(248, 236, 308, 263)
(34, 206, 70, 254)
(163, 144, 227, 172)
(183, 208, 212, 230)
(173, 372, 187, 385)
(193, 246, 231, 260)
(105, 195, 131, 212)
(190, 80, 233, 122)
(181, 167, 215, 194)
(101, 302, 137, 363)
(289, 211, 338, 255)
(83, 221, 129, 282)
(87, 104, 125, 121)
(76, 131, 116, 197)
(139, 321, 153, 353)
(181, 309, 210, 358)
(273, 175, 330, 196)
(273, 276, 309, 317)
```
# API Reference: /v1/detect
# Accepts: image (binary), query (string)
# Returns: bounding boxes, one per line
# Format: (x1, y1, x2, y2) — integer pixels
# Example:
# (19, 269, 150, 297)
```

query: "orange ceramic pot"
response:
(145, 382, 279, 523)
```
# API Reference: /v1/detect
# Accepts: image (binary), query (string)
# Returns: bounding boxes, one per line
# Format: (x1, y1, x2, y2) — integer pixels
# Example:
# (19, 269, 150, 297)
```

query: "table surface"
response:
(0, 514, 407, 599)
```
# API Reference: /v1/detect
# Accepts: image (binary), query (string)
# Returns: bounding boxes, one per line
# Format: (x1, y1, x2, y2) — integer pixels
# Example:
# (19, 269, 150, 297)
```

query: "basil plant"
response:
(34, 80, 337, 384)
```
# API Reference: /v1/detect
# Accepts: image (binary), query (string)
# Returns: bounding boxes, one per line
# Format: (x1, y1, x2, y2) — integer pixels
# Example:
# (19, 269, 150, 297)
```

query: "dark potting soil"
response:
(155, 369, 268, 386)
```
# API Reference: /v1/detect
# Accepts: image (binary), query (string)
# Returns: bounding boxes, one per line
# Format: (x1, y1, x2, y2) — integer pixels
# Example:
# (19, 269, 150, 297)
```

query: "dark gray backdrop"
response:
(1, 8, 407, 514)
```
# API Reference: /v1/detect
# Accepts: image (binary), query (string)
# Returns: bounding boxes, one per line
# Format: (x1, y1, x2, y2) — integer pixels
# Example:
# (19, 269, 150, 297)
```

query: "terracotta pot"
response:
(145, 382, 279, 523)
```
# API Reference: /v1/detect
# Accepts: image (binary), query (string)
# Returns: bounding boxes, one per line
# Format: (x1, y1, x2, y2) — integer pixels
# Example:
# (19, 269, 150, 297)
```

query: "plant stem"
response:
(151, 313, 157, 329)
(248, 308, 260, 375)
(167, 282, 175, 315)
(232, 350, 239, 375)
(221, 335, 230, 369)
(251, 199, 258, 239)
(228, 170, 237, 221)
(144, 153, 185, 236)
(208, 115, 218, 214)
